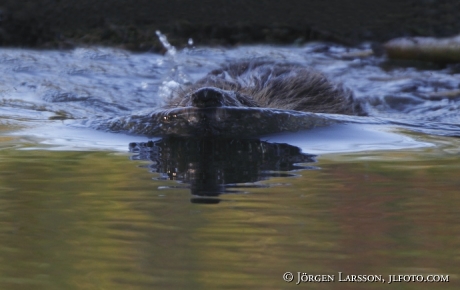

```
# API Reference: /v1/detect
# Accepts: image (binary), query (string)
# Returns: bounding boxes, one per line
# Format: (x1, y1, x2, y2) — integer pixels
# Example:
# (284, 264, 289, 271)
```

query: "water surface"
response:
(0, 41, 459, 289)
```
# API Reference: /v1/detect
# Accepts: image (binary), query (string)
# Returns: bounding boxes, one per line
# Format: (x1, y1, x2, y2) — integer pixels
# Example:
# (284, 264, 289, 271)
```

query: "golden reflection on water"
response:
(0, 136, 459, 289)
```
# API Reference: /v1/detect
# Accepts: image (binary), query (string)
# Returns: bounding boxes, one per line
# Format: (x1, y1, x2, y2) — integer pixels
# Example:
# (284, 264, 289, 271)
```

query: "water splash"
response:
(155, 30, 177, 56)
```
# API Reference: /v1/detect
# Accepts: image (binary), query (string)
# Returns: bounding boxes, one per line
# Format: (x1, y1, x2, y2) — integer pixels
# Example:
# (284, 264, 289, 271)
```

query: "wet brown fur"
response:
(168, 60, 365, 115)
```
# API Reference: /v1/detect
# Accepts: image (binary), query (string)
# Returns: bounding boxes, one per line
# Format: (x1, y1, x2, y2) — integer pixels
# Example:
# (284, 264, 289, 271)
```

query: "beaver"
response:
(94, 60, 364, 137)
(167, 60, 365, 115)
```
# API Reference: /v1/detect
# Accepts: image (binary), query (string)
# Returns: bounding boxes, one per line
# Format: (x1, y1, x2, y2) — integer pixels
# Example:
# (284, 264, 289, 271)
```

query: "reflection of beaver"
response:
(167, 60, 365, 115)
(130, 137, 316, 203)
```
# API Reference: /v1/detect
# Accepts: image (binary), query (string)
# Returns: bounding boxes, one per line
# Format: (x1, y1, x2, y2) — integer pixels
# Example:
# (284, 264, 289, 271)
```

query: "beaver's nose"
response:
(190, 87, 225, 108)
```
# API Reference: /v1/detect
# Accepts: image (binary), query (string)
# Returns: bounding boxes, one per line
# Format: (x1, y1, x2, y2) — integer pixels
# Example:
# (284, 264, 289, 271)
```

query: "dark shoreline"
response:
(1, 0, 459, 51)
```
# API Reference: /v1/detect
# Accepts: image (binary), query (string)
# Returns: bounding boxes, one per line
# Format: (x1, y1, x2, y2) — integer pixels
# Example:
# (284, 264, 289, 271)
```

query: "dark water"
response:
(1, 40, 460, 289)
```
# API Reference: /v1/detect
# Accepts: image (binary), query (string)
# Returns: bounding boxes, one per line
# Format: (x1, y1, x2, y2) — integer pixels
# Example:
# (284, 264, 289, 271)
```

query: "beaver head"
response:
(96, 60, 364, 137)
(173, 87, 259, 108)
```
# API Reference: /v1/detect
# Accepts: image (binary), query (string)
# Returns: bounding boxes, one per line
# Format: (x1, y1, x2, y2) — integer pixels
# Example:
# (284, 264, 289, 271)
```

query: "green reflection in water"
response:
(0, 135, 459, 290)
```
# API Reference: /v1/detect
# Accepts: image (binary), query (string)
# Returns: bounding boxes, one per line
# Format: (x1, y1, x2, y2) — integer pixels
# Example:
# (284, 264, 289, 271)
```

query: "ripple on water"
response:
(0, 43, 459, 148)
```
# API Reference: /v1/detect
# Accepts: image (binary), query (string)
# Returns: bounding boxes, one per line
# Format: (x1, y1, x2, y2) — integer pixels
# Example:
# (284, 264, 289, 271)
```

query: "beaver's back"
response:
(168, 61, 365, 115)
